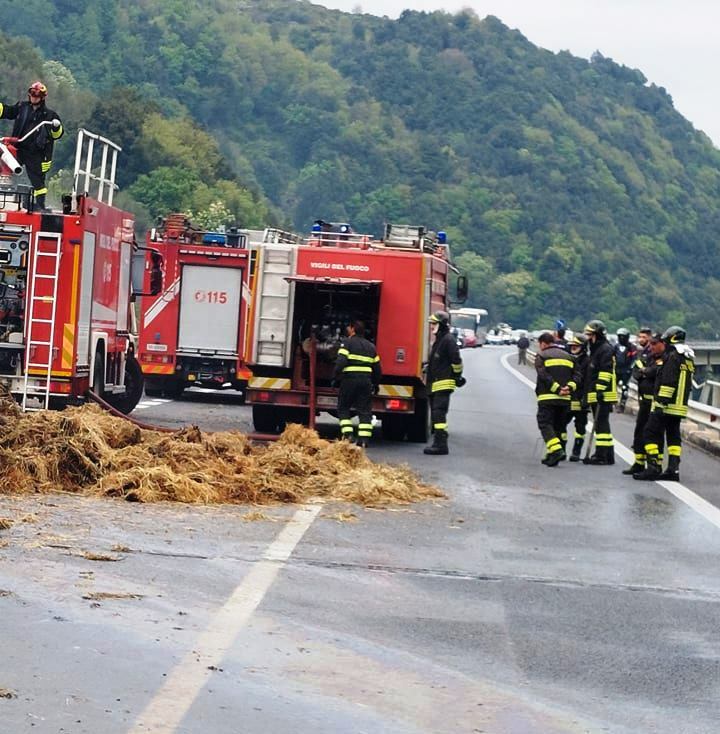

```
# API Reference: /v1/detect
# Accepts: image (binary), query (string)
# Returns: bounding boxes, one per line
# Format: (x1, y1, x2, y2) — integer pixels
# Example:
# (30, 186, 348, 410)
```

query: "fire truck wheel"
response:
(105, 356, 144, 414)
(406, 398, 431, 443)
(381, 414, 406, 442)
(253, 405, 282, 434)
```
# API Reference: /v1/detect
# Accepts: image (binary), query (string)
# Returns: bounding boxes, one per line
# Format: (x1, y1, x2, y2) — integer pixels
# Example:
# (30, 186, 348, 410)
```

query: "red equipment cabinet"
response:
(245, 221, 465, 441)
(137, 219, 299, 399)
(0, 128, 147, 412)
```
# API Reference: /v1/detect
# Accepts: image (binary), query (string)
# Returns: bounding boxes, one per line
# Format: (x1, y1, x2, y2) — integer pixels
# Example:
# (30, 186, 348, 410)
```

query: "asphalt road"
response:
(1, 346, 720, 733)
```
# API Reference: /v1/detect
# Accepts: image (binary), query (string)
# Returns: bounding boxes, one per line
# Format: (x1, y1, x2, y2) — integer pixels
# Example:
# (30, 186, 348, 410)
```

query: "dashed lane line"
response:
(128, 502, 322, 733)
(500, 351, 720, 531)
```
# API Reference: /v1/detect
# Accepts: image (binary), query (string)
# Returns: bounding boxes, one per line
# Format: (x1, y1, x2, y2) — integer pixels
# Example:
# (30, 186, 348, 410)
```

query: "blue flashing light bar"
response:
(437, 231, 447, 244)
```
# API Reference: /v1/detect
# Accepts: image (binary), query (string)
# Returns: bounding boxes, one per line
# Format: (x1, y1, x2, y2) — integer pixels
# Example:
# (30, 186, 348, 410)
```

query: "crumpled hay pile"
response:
(0, 397, 443, 507)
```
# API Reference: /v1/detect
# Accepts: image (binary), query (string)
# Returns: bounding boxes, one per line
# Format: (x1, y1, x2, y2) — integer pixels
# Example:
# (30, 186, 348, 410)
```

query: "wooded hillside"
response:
(1, 0, 718, 335)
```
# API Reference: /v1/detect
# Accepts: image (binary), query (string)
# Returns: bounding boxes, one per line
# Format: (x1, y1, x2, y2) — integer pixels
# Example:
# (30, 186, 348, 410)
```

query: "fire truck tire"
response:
(406, 398, 431, 443)
(253, 405, 282, 434)
(381, 414, 406, 442)
(105, 356, 144, 414)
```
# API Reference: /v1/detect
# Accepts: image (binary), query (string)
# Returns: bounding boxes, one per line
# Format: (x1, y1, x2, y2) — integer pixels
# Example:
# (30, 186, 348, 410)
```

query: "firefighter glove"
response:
(455, 376, 467, 388)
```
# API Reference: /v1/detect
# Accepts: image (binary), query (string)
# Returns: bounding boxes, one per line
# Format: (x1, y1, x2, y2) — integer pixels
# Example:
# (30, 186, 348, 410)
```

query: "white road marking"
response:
(500, 351, 720, 530)
(129, 503, 322, 733)
(134, 398, 171, 411)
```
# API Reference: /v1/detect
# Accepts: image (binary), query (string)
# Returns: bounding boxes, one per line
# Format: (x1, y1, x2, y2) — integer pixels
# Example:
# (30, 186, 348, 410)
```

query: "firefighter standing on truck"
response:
(583, 319, 617, 465)
(535, 332, 579, 466)
(0, 81, 63, 211)
(334, 319, 381, 449)
(634, 326, 695, 482)
(424, 310, 464, 456)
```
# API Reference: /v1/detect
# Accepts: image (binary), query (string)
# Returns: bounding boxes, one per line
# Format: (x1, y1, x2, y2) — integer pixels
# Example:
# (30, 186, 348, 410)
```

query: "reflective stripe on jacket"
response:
(334, 335, 381, 383)
(427, 327, 463, 394)
(586, 336, 617, 404)
(653, 346, 694, 418)
(535, 346, 578, 404)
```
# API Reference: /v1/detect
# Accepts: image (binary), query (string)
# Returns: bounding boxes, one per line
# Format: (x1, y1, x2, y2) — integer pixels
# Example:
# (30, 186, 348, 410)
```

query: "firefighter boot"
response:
(356, 438, 369, 449)
(568, 437, 584, 462)
(544, 448, 565, 467)
(583, 446, 615, 466)
(633, 456, 662, 481)
(423, 429, 449, 455)
(606, 446, 615, 466)
(622, 455, 646, 475)
(35, 193, 49, 212)
(658, 455, 680, 482)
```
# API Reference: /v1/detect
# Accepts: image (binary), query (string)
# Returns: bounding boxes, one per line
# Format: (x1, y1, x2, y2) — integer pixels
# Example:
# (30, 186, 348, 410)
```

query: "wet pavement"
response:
(1, 347, 719, 733)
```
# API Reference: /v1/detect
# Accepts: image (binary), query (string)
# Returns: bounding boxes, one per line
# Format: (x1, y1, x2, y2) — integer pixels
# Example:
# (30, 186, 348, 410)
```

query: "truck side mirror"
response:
(149, 251, 164, 295)
(131, 247, 164, 297)
(456, 275, 468, 302)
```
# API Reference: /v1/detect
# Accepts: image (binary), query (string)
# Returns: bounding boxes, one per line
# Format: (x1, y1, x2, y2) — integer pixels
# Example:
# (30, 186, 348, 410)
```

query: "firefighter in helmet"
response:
(583, 319, 617, 465)
(566, 333, 590, 461)
(614, 327, 636, 413)
(424, 310, 464, 455)
(623, 327, 660, 476)
(334, 318, 381, 449)
(0, 81, 64, 211)
(534, 332, 579, 466)
(635, 326, 695, 482)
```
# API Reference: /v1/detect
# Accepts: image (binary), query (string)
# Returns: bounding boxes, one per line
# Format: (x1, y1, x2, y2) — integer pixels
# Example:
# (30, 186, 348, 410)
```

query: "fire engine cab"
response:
(0, 127, 155, 412)
(245, 221, 467, 440)
(138, 218, 299, 399)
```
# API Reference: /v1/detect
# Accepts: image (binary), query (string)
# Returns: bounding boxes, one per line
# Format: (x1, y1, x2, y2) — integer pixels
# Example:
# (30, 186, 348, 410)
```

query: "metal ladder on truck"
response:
(21, 232, 62, 411)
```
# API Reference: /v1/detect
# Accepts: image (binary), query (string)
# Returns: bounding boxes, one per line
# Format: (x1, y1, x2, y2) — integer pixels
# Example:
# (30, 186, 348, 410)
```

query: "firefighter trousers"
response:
(537, 403, 569, 455)
(593, 402, 614, 451)
(429, 391, 451, 433)
(643, 412, 681, 461)
(632, 398, 654, 460)
(566, 408, 588, 440)
(338, 378, 373, 440)
(17, 150, 48, 198)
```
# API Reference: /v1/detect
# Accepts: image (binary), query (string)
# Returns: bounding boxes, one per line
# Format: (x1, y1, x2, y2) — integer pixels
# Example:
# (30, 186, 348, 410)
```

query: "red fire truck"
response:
(245, 221, 467, 441)
(0, 127, 156, 412)
(138, 219, 299, 399)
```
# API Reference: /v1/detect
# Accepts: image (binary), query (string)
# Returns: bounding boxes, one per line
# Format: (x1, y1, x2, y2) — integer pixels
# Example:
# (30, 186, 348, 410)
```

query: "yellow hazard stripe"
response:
(142, 364, 175, 375)
(377, 384, 413, 398)
(28, 369, 71, 377)
(62, 323, 74, 369)
(249, 377, 292, 390)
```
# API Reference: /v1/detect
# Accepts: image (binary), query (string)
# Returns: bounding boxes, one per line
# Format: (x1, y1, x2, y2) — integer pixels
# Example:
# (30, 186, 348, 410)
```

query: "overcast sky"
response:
(317, 0, 720, 147)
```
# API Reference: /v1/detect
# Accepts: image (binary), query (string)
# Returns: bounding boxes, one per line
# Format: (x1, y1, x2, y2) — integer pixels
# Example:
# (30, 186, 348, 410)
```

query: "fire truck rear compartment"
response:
(283, 280, 429, 443)
(290, 279, 380, 384)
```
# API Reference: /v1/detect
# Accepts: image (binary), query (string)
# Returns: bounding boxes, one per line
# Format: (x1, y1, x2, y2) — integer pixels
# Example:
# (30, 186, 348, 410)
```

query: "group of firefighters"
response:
(534, 320, 695, 481)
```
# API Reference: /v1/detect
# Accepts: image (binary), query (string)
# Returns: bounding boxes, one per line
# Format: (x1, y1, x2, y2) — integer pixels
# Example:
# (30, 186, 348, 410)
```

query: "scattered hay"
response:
(0, 688, 16, 699)
(241, 511, 278, 522)
(323, 511, 358, 523)
(0, 518, 13, 530)
(82, 592, 143, 601)
(0, 405, 444, 508)
(81, 551, 121, 562)
(111, 544, 131, 553)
